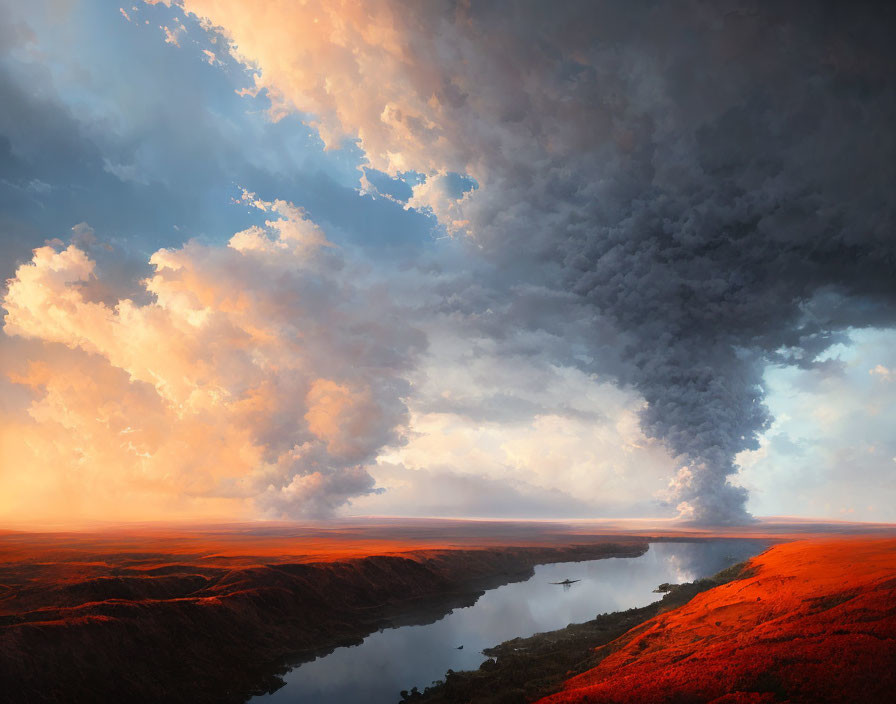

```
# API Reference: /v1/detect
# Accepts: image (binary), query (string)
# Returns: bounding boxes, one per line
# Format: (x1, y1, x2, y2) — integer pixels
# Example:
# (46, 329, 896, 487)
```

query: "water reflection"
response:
(248, 540, 767, 704)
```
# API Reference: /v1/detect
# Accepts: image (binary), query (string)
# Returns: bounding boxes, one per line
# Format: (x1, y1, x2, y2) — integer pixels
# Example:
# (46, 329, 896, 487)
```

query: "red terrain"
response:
(2, 522, 893, 703)
(0, 521, 648, 704)
(538, 538, 896, 704)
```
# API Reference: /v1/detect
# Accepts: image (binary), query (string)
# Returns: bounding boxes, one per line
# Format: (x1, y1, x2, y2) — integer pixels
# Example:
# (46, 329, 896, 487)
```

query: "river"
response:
(248, 539, 768, 703)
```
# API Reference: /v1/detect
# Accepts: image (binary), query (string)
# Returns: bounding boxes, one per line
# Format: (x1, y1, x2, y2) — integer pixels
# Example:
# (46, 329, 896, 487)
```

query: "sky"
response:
(0, 0, 894, 526)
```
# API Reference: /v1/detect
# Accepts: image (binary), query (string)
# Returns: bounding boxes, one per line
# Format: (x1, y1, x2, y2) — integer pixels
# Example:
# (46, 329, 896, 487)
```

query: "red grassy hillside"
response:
(538, 538, 896, 704)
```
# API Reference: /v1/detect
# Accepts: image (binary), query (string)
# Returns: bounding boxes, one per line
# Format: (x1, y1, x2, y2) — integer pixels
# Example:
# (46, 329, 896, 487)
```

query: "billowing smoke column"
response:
(176, 0, 894, 522)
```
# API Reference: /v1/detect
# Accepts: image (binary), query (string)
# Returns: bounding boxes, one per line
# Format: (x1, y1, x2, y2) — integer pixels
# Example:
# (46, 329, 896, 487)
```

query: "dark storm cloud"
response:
(479, 2, 896, 523)
(530, 2, 896, 522)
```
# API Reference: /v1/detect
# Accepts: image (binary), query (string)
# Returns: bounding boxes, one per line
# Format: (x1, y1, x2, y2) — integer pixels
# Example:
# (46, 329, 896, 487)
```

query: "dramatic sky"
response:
(1, 0, 894, 525)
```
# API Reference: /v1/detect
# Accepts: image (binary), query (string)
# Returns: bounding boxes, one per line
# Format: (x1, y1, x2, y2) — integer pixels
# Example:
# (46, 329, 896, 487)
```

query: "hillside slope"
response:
(539, 539, 896, 704)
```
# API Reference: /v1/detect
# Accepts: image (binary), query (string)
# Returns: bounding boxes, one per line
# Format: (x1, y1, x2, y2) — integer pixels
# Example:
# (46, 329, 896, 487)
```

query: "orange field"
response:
(538, 538, 896, 704)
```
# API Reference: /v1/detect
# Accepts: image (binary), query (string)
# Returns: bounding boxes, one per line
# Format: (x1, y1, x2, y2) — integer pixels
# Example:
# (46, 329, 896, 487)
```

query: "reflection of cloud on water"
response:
(655, 540, 771, 584)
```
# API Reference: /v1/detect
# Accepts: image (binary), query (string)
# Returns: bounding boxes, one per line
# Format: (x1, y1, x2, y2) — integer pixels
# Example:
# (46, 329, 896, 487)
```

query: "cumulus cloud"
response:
(2, 194, 425, 520)
(169, 0, 896, 523)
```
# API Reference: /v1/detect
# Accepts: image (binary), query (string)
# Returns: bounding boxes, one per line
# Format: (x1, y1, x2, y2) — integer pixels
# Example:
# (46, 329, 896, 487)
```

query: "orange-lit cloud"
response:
(162, 0, 498, 231)
(1, 194, 424, 522)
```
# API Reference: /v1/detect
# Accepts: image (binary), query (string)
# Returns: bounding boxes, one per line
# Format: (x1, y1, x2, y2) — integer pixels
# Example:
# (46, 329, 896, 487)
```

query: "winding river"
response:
(248, 539, 768, 704)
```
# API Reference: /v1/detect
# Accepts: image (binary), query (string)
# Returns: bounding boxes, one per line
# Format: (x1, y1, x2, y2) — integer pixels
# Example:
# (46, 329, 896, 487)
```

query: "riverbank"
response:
(401, 538, 896, 704)
(0, 526, 646, 704)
